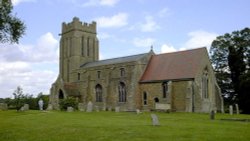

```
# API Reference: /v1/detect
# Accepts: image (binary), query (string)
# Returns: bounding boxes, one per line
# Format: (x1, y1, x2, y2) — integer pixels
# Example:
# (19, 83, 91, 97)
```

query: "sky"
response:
(0, 0, 249, 98)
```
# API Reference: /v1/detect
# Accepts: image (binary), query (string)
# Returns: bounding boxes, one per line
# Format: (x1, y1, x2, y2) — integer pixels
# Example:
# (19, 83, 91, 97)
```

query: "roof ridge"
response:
(156, 47, 207, 56)
(81, 52, 150, 68)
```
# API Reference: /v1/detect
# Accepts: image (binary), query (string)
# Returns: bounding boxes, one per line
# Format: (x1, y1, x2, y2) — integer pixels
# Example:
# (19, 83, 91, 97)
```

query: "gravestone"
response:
(235, 104, 239, 115)
(102, 103, 106, 111)
(151, 114, 160, 126)
(38, 99, 44, 111)
(229, 105, 233, 115)
(47, 104, 53, 111)
(78, 103, 85, 112)
(115, 107, 120, 112)
(86, 101, 93, 112)
(210, 110, 215, 120)
(23, 104, 29, 111)
(67, 107, 74, 112)
(0, 103, 8, 110)
(108, 107, 112, 111)
(95, 106, 100, 112)
(136, 109, 142, 114)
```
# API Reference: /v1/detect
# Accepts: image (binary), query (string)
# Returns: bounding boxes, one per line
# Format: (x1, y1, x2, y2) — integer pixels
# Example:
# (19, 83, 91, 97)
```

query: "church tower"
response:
(59, 17, 99, 82)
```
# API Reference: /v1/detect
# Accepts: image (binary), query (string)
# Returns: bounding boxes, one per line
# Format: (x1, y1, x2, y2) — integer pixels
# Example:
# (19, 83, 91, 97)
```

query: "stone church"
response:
(50, 17, 223, 113)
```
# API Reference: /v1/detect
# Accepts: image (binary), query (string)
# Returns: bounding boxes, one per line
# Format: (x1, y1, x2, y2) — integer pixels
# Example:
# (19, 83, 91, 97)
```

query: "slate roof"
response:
(140, 47, 207, 82)
(81, 53, 150, 68)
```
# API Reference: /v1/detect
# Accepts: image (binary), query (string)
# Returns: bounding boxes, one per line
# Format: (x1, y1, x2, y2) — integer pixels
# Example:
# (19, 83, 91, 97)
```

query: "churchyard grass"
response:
(0, 110, 250, 141)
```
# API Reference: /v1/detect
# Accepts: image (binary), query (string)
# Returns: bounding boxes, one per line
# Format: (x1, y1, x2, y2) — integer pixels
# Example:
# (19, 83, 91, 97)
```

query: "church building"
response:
(50, 17, 223, 113)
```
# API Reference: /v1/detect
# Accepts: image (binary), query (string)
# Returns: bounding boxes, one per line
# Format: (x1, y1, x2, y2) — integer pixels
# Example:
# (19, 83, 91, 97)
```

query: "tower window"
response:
(77, 73, 80, 81)
(97, 71, 101, 79)
(87, 37, 90, 56)
(81, 37, 84, 56)
(162, 82, 168, 98)
(120, 68, 125, 77)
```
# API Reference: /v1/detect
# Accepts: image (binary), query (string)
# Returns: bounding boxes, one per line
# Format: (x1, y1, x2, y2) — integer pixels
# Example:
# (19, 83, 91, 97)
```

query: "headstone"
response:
(210, 110, 215, 120)
(108, 107, 112, 111)
(136, 109, 142, 114)
(78, 103, 85, 112)
(229, 105, 233, 115)
(95, 106, 100, 112)
(0, 103, 8, 110)
(86, 101, 93, 112)
(151, 114, 160, 126)
(47, 104, 53, 111)
(38, 99, 44, 111)
(20, 106, 25, 111)
(102, 103, 106, 111)
(115, 106, 120, 112)
(235, 104, 239, 115)
(67, 106, 74, 112)
(23, 104, 29, 111)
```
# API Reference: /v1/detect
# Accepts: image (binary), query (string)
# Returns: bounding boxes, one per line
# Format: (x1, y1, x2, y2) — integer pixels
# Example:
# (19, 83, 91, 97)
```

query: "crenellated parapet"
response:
(61, 17, 96, 34)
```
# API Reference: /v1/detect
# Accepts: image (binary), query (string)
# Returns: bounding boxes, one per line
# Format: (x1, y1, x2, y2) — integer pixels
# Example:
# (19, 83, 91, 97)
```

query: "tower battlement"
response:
(62, 17, 96, 34)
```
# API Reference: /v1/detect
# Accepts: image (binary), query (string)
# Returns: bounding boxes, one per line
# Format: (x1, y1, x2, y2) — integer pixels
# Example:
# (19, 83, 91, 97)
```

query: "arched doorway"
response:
(59, 89, 64, 99)
(154, 97, 159, 103)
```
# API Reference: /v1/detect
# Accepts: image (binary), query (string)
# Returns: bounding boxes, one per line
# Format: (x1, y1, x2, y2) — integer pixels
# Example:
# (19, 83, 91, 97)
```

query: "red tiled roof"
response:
(140, 47, 207, 82)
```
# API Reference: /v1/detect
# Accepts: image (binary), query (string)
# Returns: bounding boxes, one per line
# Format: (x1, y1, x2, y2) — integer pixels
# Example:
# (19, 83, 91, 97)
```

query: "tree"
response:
(13, 86, 25, 111)
(210, 27, 250, 113)
(0, 0, 26, 43)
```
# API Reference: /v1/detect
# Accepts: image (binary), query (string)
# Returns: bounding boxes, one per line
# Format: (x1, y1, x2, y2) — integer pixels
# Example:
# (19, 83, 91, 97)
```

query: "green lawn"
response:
(0, 110, 250, 141)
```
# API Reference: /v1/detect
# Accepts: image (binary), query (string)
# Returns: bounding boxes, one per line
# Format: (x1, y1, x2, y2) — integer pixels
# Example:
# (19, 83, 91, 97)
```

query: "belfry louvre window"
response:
(162, 82, 168, 98)
(97, 71, 101, 79)
(118, 82, 127, 102)
(95, 84, 102, 102)
(120, 68, 125, 77)
(77, 73, 80, 81)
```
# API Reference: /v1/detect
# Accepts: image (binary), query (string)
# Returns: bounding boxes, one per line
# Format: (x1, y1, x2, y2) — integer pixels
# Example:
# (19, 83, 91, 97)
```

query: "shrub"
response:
(59, 97, 78, 110)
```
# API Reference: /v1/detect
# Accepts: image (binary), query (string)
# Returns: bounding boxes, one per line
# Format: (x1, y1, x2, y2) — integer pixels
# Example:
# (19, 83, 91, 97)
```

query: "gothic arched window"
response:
(95, 84, 102, 102)
(162, 81, 168, 98)
(118, 82, 127, 102)
(202, 70, 209, 99)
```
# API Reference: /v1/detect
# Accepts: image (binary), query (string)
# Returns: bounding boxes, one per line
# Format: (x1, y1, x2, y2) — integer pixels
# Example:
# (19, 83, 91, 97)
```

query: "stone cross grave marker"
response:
(86, 101, 93, 112)
(151, 114, 160, 126)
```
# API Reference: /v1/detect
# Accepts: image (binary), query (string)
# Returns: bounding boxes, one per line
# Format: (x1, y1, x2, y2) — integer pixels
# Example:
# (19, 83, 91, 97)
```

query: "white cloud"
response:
(161, 44, 177, 53)
(157, 8, 171, 17)
(0, 32, 59, 98)
(140, 16, 160, 32)
(95, 13, 128, 28)
(82, 0, 119, 7)
(129, 16, 160, 32)
(183, 30, 218, 51)
(0, 32, 59, 63)
(12, 0, 36, 6)
(133, 37, 155, 47)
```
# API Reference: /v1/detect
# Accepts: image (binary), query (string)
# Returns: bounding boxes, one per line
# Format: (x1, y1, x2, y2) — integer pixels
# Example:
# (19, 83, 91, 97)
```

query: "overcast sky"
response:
(0, 0, 249, 98)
